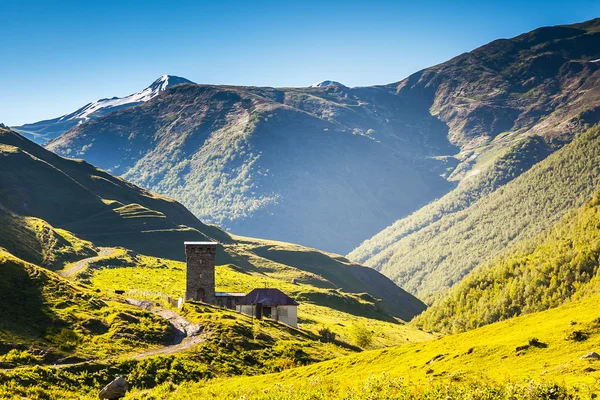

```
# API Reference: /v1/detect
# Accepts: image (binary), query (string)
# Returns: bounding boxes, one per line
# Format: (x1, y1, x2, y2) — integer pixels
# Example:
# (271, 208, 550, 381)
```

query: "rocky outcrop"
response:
(581, 352, 600, 360)
(99, 376, 129, 400)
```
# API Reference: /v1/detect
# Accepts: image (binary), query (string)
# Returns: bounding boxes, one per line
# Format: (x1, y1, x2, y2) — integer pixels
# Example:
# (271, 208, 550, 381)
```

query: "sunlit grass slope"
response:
(130, 295, 600, 399)
(0, 204, 98, 270)
(0, 301, 353, 400)
(0, 249, 173, 367)
(224, 235, 427, 320)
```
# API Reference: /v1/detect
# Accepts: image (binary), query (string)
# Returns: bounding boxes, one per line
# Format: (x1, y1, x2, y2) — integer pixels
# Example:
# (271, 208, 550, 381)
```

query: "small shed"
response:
(236, 288, 298, 328)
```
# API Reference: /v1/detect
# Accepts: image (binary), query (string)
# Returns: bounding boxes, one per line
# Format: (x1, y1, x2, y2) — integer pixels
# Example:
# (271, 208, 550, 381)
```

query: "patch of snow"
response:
(310, 80, 346, 88)
(590, 59, 600, 63)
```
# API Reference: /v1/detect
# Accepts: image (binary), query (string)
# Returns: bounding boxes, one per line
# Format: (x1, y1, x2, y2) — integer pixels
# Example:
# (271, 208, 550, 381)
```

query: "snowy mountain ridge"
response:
(12, 75, 195, 143)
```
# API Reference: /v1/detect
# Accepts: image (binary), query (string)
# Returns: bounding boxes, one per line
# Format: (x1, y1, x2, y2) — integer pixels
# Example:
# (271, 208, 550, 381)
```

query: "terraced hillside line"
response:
(125, 299, 208, 358)
(58, 247, 116, 277)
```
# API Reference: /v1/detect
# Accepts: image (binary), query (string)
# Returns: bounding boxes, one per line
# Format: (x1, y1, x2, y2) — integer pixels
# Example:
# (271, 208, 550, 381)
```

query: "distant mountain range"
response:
(23, 19, 600, 264)
(12, 75, 194, 144)
(45, 82, 455, 254)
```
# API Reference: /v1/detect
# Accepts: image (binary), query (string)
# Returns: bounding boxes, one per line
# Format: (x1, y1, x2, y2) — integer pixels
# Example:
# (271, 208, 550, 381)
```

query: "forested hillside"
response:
(349, 135, 554, 263)
(355, 125, 600, 299)
(416, 191, 600, 333)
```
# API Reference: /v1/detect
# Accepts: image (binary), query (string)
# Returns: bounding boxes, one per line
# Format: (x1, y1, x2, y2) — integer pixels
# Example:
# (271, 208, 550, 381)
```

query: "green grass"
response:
(225, 235, 427, 320)
(0, 301, 353, 400)
(0, 204, 98, 270)
(127, 294, 600, 399)
(4, 291, 600, 399)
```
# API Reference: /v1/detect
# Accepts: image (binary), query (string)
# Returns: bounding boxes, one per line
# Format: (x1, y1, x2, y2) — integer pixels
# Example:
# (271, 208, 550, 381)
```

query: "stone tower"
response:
(184, 241, 217, 303)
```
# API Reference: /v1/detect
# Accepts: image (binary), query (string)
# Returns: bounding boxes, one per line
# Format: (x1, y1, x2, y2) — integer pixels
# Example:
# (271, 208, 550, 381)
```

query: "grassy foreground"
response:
(128, 294, 600, 399)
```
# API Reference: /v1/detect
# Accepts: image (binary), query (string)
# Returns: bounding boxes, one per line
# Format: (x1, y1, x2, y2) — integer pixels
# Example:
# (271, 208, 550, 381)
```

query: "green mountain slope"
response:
(351, 18, 600, 265)
(46, 84, 453, 254)
(416, 191, 600, 333)
(354, 125, 600, 299)
(0, 127, 227, 261)
(349, 135, 554, 263)
(0, 127, 425, 320)
(0, 204, 97, 270)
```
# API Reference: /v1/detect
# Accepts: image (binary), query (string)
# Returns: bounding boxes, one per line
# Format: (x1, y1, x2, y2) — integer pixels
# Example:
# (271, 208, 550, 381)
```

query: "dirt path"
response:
(125, 299, 207, 358)
(59, 247, 116, 278)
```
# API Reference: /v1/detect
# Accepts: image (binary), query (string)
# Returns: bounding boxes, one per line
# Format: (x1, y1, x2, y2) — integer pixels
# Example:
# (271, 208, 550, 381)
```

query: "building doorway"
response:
(263, 307, 272, 319)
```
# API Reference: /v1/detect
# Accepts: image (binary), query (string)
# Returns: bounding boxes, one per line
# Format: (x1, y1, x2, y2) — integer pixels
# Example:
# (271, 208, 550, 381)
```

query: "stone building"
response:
(215, 292, 246, 309)
(184, 242, 298, 325)
(237, 288, 298, 327)
(184, 242, 245, 309)
(184, 241, 217, 303)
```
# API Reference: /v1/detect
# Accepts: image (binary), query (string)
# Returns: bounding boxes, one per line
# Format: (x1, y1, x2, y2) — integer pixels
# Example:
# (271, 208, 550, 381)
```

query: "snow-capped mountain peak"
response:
(66, 75, 195, 122)
(13, 75, 196, 144)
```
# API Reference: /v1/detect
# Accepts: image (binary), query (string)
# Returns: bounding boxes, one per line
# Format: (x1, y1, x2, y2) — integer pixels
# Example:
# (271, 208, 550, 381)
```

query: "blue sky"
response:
(1, 0, 599, 125)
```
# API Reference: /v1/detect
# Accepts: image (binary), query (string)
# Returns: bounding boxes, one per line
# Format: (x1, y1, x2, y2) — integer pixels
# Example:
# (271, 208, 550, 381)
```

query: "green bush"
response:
(350, 324, 373, 349)
(317, 326, 336, 343)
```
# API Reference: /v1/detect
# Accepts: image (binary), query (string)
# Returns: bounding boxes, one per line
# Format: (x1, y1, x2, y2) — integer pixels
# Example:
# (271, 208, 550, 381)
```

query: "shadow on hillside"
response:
(0, 261, 63, 351)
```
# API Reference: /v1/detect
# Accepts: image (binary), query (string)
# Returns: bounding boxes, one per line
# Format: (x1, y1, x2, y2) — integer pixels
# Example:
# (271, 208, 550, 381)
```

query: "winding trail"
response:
(125, 299, 207, 358)
(58, 247, 116, 278)
(0, 301, 207, 371)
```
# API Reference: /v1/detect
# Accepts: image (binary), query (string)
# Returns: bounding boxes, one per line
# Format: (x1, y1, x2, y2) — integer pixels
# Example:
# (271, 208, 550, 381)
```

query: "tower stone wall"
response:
(184, 242, 217, 303)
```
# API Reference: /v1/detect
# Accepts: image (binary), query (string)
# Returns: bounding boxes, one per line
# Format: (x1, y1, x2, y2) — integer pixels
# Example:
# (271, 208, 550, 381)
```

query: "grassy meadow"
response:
(77, 248, 432, 349)
(127, 294, 600, 399)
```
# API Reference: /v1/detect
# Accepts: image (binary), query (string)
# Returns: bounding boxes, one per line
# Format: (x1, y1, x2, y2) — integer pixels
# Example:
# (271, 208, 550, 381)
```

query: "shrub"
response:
(350, 323, 374, 349)
(0, 349, 40, 365)
(528, 337, 548, 348)
(49, 329, 80, 351)
(565, 330, 588, 342)
(317, 327, 336, 343)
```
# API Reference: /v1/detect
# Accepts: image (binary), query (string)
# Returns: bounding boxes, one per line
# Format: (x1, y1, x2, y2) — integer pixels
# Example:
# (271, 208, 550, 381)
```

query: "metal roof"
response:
(215, 292, 246, 297)
(237, 288, 298, 306)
